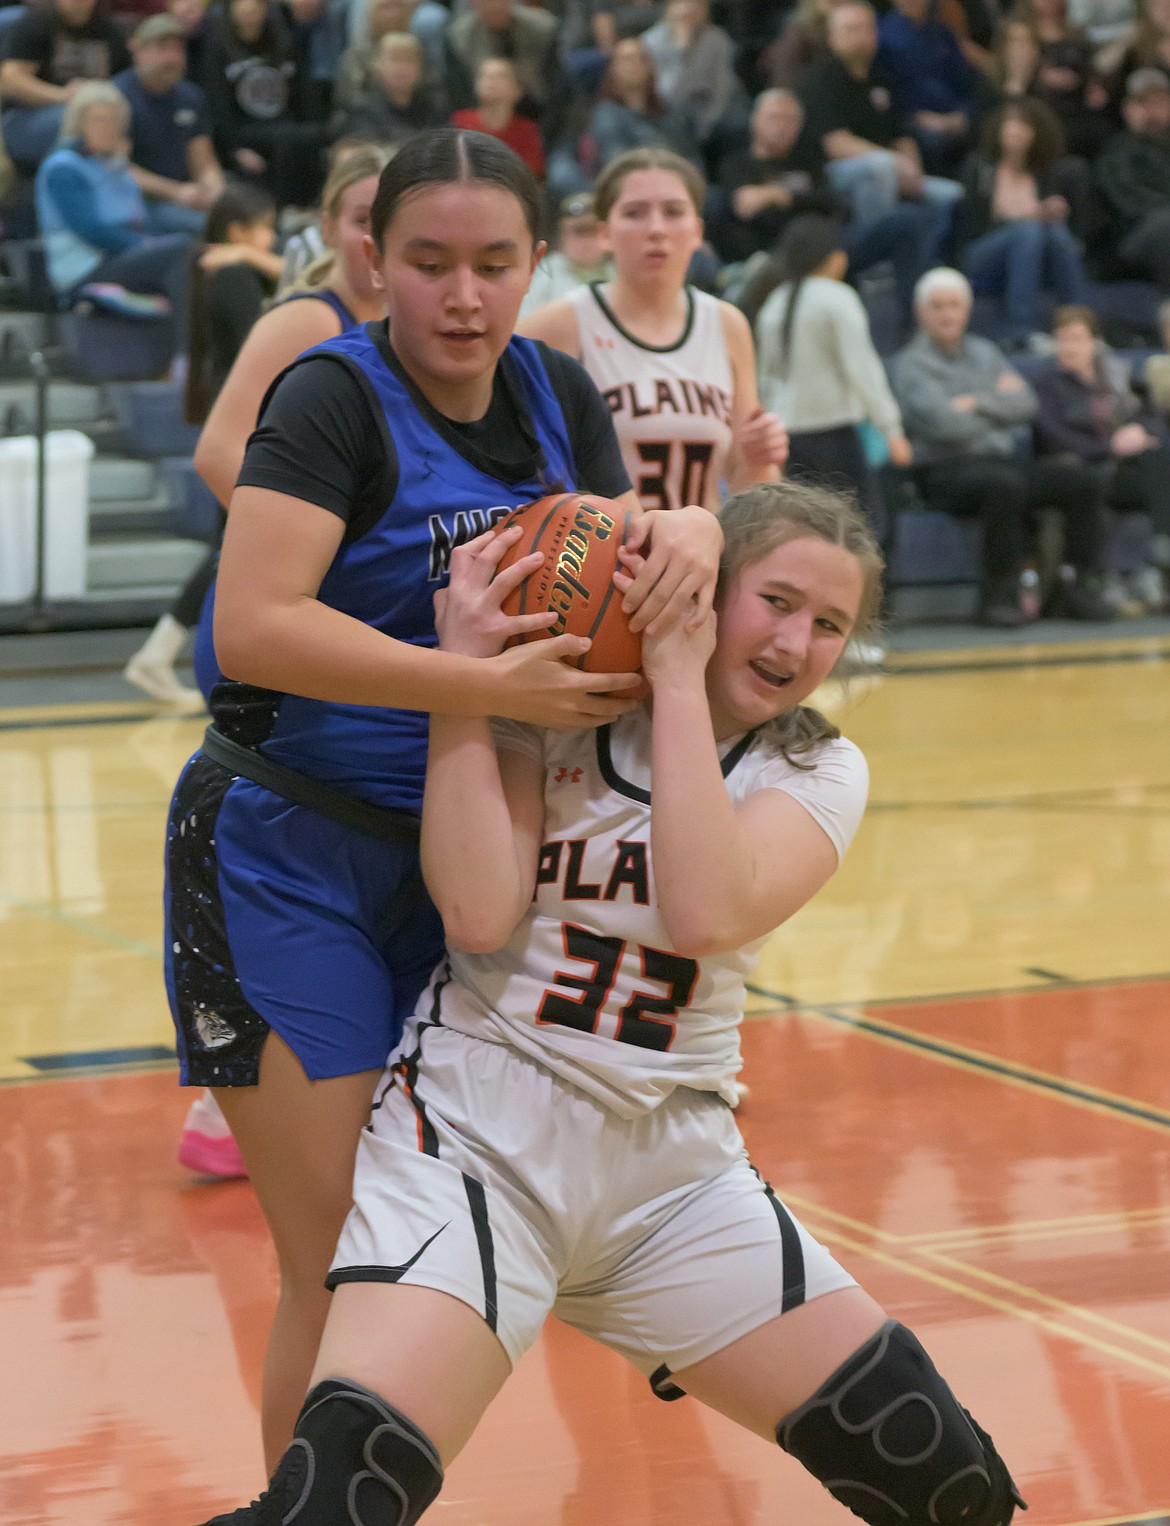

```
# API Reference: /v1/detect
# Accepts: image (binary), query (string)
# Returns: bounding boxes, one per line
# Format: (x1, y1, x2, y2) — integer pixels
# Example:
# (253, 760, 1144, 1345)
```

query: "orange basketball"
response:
(497, 492, 642, 674)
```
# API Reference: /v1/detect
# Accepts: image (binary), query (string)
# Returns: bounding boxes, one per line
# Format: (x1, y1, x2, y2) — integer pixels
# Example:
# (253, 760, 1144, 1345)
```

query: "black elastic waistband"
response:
(201, 725, 421, 845)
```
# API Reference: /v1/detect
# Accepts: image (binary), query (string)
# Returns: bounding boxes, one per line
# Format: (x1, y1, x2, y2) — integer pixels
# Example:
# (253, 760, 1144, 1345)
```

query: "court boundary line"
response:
(747, 984, 1170, 1133)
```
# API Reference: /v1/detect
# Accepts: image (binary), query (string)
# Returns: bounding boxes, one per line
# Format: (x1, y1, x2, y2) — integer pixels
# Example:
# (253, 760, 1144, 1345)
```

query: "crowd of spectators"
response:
(2, 0, 1170, 621)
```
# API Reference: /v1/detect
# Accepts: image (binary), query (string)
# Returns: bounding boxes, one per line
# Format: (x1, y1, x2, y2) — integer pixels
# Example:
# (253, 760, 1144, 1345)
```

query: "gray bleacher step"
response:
(90, 454, 159, 502)
(0, 309, 51, 355)
(0, 377, 106, 431)
(86, 537, 205, 591)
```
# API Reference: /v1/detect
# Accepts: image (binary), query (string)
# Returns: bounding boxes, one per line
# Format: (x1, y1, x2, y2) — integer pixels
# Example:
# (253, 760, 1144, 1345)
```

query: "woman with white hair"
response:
(33, 80, 193, 313)
(890, 265, 1115, 623)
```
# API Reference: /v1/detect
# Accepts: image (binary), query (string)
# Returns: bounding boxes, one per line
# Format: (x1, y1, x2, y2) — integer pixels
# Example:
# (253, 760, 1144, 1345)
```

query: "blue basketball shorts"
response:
(164, 751, 445, 1086)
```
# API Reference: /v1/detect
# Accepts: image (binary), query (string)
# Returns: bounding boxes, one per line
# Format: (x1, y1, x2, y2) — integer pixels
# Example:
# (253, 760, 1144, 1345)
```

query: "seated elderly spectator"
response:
(1033, 304, 1170, 606)
(201, 0, 326, 209)
(1097, 68, 1170, 287)
(334, 0, 449, 110)
(443, 0, 565, 141)
(715, 88, 839, 261)
(520, 190, 613, 315)
(800, 1, 962, 234)
(332, 31, 447, 143)
(113, 15, 224, 239)
(0, 0, 130, 171)
(877, 0, 980, 175)
(956, 99, 1091, 344)
(586, 35, 698, 169)
(35, 81, 192, 321)
(890, 267, 1115, 623)
(640, 0, 744, 148)
(452, 56, 545, 177)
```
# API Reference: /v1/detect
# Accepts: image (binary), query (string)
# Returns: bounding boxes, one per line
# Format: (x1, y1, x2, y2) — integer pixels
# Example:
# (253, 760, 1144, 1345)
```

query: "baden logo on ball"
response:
(497, 492, 643, 674)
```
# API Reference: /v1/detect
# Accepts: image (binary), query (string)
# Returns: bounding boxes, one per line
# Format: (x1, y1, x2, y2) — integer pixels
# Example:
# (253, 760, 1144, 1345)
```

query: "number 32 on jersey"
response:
(537, 923, 699, 1053)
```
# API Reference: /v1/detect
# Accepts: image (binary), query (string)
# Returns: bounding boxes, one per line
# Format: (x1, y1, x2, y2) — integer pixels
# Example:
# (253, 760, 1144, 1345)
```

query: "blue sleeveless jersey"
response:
(215, 326, 578, 812)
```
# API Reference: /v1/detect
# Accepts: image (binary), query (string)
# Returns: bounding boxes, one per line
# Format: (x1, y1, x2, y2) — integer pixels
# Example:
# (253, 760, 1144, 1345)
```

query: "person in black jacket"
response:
(1096, 67, 1170, 287)
(200, 0, 326, 208)
(957, 97, 1090, 344)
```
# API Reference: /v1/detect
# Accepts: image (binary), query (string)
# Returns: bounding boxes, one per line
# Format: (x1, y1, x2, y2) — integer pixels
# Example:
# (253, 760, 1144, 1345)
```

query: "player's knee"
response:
(777, 1320, 1025, 1526)
(214, 1379, 444, 1524)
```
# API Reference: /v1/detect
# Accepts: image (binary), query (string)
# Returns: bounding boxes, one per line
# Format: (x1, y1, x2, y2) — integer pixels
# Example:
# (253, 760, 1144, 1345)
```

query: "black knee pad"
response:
(777, 1321, 1026, 1526)
(204, 1379, 444, 1525)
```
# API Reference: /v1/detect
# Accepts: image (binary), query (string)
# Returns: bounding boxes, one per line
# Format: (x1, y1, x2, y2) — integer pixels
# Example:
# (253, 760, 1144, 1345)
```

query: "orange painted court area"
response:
(3, 980, 1170, 1525)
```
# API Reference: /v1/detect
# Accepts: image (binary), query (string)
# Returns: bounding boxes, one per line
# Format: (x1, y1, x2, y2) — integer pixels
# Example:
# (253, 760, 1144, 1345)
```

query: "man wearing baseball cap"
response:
(113, 13, 224, 236)
(1097, 67, 1170, 288)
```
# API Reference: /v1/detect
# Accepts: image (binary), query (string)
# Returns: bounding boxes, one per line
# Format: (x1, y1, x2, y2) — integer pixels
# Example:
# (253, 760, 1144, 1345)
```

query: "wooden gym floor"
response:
(2, 628, 1169, 1525)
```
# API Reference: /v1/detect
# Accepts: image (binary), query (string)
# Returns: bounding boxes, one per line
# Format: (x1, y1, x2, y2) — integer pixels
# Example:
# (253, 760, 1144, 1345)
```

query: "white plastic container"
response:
(0, 430, 94, 602)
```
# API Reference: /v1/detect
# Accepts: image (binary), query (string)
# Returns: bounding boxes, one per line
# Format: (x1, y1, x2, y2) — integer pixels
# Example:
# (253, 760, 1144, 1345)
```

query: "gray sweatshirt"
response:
(888, 331, 1037, 465)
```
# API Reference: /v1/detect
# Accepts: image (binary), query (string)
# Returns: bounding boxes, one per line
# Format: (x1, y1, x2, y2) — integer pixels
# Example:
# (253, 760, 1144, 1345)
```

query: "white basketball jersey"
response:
(569, 283, 735, 514)
(427, 709, 868, 1119)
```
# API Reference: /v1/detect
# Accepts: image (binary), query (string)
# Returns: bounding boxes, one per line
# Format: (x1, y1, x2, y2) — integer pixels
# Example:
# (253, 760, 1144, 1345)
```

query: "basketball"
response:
(497, 492, 642, 674)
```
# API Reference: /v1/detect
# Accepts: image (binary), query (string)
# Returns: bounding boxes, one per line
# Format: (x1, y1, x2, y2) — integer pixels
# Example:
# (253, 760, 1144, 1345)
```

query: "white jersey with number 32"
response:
(426, 709, 868, 1119)
(569, 283, 735, 513)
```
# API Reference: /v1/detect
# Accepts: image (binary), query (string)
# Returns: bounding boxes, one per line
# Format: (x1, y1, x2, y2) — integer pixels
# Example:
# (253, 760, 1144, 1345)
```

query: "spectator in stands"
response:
(587, 35, 699, 168)
(957, 99, 1091, 345)
(801, 2, 963, 229)
(591, 0, 665, 51)
(331, 31, 447, 143)
(1097, 67, 1170, 286)
(200, 0, 326, 209)
(1099, 0, 1170, 99)
(443, 0, 565, 139)
(334, 0, 449, 110)
(113, 15, 225, 239)
(520, 190, 612, 314)
(767, 0, 840, 90)
(1033, 304, 1170, 606)
(717, 86, 946, 321)
(753, 214, 912, 510)
(169, 0, 211, 83)
(891, 267, 1116, 622)
(992, 15, 1044, 101)
(1014, 0, 1114, 157)
(0, 0, 131, 172)
(35, 81, 192, 319)
(184, 182, 283, 424)
(452, 56, 545, 176)
(715, 87, 839, 262)
(877, 0, 979, 175)
(640, 0, 745, 148)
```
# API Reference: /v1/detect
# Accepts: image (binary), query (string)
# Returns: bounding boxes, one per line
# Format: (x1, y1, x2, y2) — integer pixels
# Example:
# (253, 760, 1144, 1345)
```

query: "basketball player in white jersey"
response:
(520, 147, 789, 515)
(200, 481, 1024, 1526)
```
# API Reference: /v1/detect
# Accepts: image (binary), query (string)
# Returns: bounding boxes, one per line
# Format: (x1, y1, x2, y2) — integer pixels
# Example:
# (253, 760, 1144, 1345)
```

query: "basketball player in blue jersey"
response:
(149, 148, 392, 1182)
(165, 128, 724, 1471)
(196, 481, 1024, 1526)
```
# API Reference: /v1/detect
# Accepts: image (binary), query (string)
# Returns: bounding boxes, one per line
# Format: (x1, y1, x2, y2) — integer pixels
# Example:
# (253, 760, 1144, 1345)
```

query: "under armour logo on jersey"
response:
(554, 767, 584, 784)
(594, 335, 615, 348)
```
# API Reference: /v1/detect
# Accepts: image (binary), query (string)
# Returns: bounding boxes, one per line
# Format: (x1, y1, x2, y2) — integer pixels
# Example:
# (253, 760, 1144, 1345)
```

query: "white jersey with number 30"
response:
(569, 283, 735, 514)
(426, 709, 869, 1119)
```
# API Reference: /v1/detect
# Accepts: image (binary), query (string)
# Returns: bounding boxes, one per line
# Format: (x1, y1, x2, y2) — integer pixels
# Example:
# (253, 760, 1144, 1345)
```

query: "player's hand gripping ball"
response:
(496, 493, 642, 674)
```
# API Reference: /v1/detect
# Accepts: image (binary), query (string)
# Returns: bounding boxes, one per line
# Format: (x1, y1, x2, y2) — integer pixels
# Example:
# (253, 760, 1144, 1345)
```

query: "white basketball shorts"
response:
(329, 1014, 855, 1383)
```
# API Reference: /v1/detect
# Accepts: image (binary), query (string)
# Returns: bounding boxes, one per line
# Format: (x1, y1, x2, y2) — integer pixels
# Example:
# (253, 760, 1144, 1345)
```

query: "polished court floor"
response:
(2, 632, 1169, 1525)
